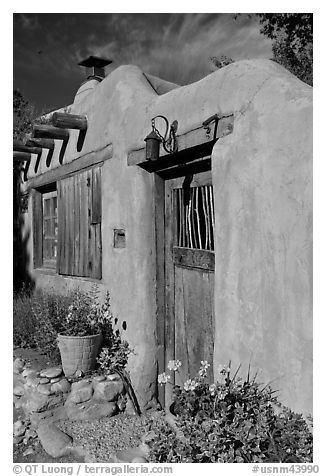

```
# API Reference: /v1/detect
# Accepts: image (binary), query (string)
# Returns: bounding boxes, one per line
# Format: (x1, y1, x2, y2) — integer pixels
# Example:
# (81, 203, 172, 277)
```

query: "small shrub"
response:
(148, 361, 313, 463)
(96, 292, 132, 374)
(32, 289, 73, 362)
(13, 286, 37, 348)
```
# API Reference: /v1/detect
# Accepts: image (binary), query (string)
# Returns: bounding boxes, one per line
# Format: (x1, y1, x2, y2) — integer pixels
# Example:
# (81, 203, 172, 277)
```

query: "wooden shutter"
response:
(57, 166, 102, 279)
(32, 189, 43, 268)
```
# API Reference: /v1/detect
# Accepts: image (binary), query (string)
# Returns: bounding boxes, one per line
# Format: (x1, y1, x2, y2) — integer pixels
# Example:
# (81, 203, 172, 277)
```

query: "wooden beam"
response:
(13, 151, 31, 162)
(14, 141, 42, 157)
(24, 143, 112, 190)
(26, 138, 55, 150)
(173, 247, 215, 271)
(52, 112, 87, 131)
(33, 124, 70, 141)
(127, 114, 234, 168)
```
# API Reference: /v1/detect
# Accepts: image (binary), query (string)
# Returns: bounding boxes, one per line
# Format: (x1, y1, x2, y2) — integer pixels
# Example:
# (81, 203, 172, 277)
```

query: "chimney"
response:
(78, 55, 112, 81)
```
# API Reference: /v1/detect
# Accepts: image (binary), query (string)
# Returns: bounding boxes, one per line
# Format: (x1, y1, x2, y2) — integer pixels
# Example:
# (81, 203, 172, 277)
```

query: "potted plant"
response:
(57, 289, 107, 377)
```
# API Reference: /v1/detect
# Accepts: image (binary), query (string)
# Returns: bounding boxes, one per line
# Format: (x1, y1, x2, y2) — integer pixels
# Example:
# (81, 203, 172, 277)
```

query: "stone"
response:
(93, 380, 124, 402)
(69, 381, 93, 404)
(23, 447, 34, 456)
(37, 423, 73, 458)
(132, 457, 148, 463)
(125, 395, 137, 415)
(13, 358, 25, 374)
(23, 392, 50, 413)
(65, 400, 117, 421)
(30, 406, 67, 428)
(93, 375, 106, 382)
(39, 378, 50, 384)
(13, 420, 26, 437)
(13, 385, 25, 397)
(13, 436, 24, 445)
(37, 383, 53, 395)
(23, 389, 64, 414)
(74, 370, 84, 378)
(50, 377, 62, 383)
(71, 378, 92, 390)
(111, 446, 148, 463)
(40, 367, 63, 379)
(51, 378, 71, 394)
(26, 376, 41, 388)
(25, 429, 37, 439)
(107, 373, 120, 381)
(22, 368, 38, 378)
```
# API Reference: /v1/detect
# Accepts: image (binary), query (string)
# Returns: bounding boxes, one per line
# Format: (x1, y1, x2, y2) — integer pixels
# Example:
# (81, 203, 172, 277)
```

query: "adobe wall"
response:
(211, 62, 312, 415)
(21, 59, 312, 414)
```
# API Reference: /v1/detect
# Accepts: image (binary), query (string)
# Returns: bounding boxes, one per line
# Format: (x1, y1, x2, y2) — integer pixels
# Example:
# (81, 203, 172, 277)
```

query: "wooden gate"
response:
(165, 170, 215, 397)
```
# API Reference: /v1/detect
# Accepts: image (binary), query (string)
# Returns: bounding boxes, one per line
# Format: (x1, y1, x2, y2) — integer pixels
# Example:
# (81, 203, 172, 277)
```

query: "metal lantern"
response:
(144, 129, 161, 161)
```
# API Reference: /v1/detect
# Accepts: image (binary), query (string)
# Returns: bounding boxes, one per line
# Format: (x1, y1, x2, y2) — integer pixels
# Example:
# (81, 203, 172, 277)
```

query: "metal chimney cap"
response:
(78, 56, 112, 68)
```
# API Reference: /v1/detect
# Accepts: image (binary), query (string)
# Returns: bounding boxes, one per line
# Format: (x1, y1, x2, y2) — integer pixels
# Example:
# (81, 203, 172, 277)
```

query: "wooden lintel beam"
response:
(127, 114, 234, 168)
(52, 112, 87, 131)
(14, 151, 31, 162)
(33, 124, 70, 141)
(26, 138, 55, 150)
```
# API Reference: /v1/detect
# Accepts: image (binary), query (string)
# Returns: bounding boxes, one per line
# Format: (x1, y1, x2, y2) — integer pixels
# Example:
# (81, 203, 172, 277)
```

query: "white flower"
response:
(209, 383, 216, 395)
(167, 360, 182, 371)
(183, 379, 198, 391)
(158, 372, 171, 385)
(200, 360, 210, 370)
(218, 364, 231, 375)
(198, 368, 207, 377)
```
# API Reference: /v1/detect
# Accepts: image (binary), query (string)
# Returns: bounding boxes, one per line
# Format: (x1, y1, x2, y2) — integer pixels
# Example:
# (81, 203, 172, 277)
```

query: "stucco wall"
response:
(22, 59, 312, 414)
(211, 63, 312, 415)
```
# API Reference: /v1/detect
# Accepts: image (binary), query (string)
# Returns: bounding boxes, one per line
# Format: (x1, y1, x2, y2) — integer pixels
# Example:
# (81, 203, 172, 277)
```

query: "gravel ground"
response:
(57, 412, 157, 462)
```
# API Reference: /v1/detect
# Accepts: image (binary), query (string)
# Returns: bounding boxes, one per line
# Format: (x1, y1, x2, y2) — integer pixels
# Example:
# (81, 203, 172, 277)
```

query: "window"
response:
(42, 191, 58, 268)
(32, 165, 102, 279)
(174, 184, 214, 251)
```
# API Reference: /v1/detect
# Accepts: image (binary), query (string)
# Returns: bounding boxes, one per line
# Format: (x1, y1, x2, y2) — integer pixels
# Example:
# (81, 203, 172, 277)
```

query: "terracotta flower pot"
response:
(57, 333, 102, 377)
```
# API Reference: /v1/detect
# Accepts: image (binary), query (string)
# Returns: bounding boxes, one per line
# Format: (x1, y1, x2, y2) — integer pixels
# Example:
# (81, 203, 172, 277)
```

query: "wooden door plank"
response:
(174, 267, 189, 385)
(178, 267, 215, 381)
(153, 174, 166, 407)
(79, 170, 89, 277)
(164, 180, 175, 406)
(73, 173, 81, 276)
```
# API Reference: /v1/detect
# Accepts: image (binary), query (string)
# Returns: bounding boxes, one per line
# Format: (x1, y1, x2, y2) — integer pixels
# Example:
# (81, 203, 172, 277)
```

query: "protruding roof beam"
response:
(32, 124, 69, 164)
(26, 138, 55, 168)
(52, 112, 87, 131)
(26, 138, 55, 150)
(13, 151, 31, 162)
(14, 140, 42, 157)
(33, 124, 69, 141)
(52, 112, 87, 152)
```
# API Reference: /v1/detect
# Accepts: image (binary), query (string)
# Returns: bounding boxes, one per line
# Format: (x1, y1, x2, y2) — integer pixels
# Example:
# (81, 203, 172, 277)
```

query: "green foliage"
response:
(149, 362, 313, 463)
(210, 55, 234, 71)
(13, 287, 132, 371)
(96, 293, 132, 374)
(13, 89, 35, 141)
(13, 286, 37, 348)
(31, 289, 74, 362)
(257, 13, 313, 86)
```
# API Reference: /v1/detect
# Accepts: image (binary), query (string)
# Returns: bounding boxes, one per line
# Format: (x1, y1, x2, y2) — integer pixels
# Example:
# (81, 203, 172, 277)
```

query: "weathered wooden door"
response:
(165, 170, 215, 391)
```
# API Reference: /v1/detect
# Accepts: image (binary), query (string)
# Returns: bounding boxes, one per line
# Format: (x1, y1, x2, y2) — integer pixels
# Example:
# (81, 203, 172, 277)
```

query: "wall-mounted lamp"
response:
(144, 115, 178, 161)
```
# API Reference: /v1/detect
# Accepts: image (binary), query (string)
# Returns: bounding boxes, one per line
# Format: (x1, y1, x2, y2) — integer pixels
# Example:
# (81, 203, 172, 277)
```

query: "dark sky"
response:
(13, 13, 273, 113)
